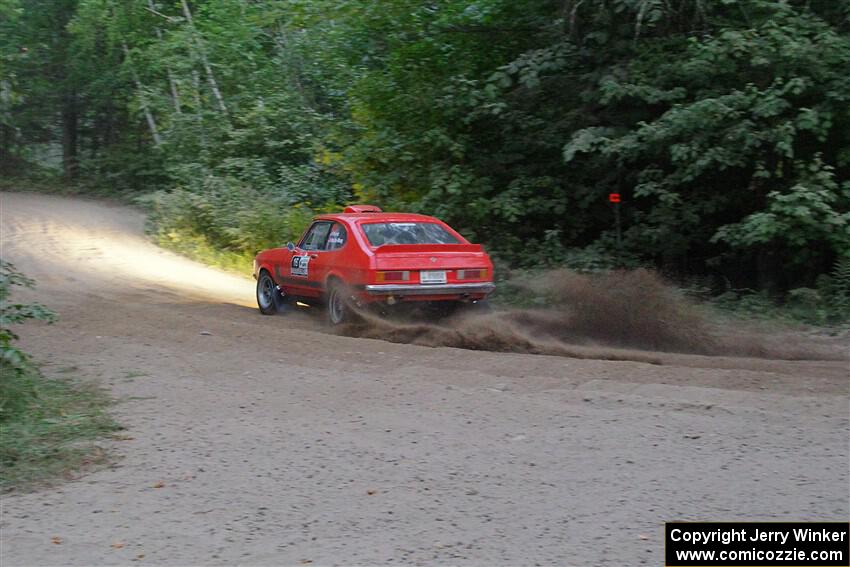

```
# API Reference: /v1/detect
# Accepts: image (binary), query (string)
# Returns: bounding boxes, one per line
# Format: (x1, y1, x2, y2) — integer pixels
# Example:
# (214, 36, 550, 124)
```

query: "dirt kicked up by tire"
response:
(1, 191, 847, 567)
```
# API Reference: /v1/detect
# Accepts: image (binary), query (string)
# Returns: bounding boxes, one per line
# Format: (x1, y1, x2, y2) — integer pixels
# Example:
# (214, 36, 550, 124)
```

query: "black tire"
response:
(326, 280, 352, 325)
(256, 271, 283, 315)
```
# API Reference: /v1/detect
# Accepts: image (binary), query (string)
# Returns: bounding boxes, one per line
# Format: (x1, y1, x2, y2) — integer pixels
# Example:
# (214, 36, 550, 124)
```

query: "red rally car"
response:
(253, 205, 495, 324)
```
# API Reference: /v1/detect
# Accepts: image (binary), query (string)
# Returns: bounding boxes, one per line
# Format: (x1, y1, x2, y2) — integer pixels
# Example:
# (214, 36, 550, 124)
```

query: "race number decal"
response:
(290, 254, 310, 277)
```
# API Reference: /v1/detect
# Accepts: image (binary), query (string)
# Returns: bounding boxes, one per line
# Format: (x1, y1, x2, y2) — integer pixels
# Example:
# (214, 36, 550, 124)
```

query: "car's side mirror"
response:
(286, 242, 295, 251)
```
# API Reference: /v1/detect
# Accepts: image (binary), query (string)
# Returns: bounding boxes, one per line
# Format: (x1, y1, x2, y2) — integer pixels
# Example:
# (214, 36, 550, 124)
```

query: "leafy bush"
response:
(141, 175, 318, 272)
(0, 261, 56, 389)
(0, 261, 119, 490)
(713, 159, 850, 272)
(706, 257, 850, 325)
(824, 256, 850, 317)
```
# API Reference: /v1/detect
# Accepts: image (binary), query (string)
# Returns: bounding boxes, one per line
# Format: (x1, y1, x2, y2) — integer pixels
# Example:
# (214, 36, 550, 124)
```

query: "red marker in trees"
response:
(609, 193, 623, 254)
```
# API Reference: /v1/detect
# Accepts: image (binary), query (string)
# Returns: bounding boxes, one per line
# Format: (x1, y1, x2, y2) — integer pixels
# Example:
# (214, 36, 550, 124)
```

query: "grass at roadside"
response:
(0, 360, 121, 492)
(154, 227, 255, 275)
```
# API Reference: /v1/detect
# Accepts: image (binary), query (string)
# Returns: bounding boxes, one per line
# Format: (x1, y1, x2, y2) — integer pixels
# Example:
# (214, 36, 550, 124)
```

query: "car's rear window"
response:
(361, 222, 460, 246)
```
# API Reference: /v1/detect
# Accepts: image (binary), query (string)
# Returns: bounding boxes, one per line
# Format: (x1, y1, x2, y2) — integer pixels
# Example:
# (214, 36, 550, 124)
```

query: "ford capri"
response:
(253, 205, 495, 324)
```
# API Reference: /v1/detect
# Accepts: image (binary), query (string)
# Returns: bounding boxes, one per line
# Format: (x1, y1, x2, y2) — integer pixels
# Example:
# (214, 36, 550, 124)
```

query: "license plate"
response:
(420, 270, 447, 284)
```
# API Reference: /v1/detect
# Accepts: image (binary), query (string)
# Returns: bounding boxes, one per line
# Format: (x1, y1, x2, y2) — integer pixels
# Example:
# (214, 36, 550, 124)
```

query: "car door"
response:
(283, 221, 333, 298)
(306, 222, 350, 292)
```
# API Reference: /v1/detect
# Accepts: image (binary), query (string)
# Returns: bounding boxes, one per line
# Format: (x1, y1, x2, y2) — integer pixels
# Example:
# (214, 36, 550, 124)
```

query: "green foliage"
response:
(821, 256, 850, 319)
(0, 361, 119, 491)
(0, 261, 56, 380)
(0, 261, 118, 490)
(1, 260, 56, 419)
(141, 176, 317, 260)
(713, 158, 850, 266)
(3, 0, 849, 300)
(557, 2, 850, 272)
(708, 255, 850, 326)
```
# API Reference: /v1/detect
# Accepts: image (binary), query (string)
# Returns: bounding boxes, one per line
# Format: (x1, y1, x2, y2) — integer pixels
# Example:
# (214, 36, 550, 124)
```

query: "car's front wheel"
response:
(256, 271, 283, 315)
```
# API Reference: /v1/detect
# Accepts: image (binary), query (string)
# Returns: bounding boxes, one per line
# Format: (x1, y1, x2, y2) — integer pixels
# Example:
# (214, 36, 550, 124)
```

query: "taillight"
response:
(376, 271, 410, 282)
(457, 269, 487, 280)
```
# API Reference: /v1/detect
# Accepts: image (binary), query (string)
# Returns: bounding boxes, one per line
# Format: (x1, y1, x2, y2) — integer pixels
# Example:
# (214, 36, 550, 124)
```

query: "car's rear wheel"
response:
(327, 281, 351, 325)
(257, 271, 283, 315)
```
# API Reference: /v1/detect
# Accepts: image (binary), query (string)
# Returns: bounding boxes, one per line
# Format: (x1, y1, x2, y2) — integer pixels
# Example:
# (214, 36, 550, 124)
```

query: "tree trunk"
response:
(274, 24, 314, 109)
(180, 0, 228, 116)
(192, 70, 208, 150)
(0, 124, 12, 173)
(62, 90, 78, 180)
(756, 247, 781, 294)
(122, 42, 162, 147)
(0, 80, 13, 171)
(165, 68, 182, 114)
(148, 0, 182, 114)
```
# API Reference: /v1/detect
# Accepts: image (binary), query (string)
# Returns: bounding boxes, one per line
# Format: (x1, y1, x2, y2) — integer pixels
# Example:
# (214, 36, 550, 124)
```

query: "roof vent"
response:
(343, 205, 383, 214)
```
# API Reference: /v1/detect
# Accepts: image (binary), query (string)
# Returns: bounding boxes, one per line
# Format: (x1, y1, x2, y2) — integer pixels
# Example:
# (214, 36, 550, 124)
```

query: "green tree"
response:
(3, 0, 848, 291)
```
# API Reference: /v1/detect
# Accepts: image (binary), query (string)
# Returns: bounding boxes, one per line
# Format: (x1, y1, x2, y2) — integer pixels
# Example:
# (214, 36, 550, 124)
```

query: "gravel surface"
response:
(1, 191, 847, 566)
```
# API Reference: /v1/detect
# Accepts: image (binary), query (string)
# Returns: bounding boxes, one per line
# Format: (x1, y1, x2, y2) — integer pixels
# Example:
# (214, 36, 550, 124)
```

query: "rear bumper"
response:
(364, 282, 495, 296)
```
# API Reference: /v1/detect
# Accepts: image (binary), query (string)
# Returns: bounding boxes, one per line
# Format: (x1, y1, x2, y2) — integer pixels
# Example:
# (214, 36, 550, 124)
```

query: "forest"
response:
(1, 0, 849, 310)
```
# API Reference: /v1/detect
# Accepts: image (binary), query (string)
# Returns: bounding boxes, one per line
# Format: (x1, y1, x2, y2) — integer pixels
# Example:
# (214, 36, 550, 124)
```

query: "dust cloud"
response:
(338, 269, 845, 362)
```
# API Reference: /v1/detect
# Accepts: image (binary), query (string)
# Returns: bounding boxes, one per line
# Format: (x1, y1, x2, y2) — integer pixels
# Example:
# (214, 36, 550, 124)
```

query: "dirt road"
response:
(1, 191, 847, 566)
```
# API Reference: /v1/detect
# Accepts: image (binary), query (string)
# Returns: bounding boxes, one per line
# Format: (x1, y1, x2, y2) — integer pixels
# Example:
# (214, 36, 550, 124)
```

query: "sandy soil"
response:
(0, 191, 847, 566)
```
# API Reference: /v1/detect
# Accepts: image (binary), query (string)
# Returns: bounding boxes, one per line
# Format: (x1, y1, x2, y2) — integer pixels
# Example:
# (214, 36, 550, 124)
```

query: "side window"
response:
(326, 223, 348, 251)
(300, 222, 333, 251)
